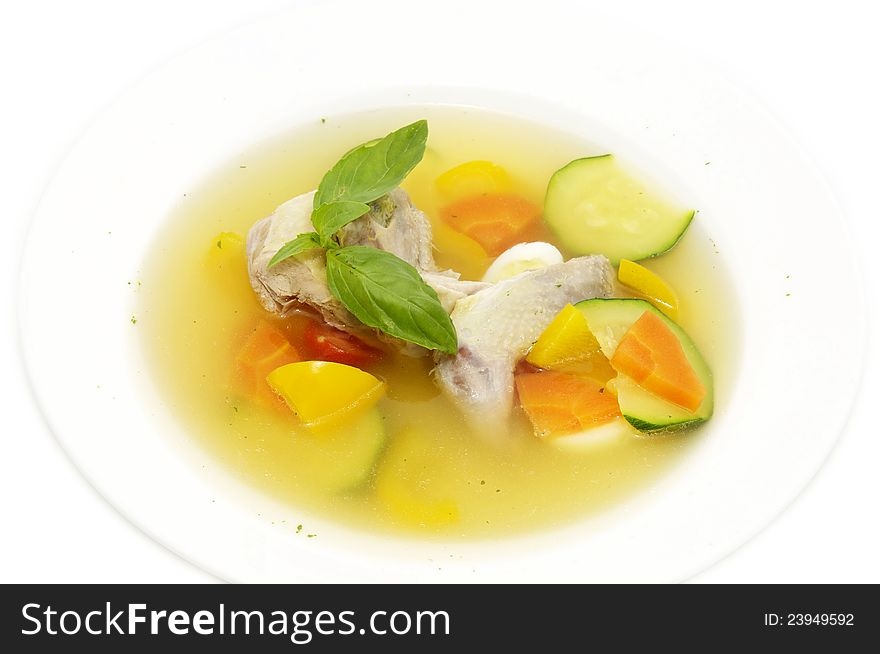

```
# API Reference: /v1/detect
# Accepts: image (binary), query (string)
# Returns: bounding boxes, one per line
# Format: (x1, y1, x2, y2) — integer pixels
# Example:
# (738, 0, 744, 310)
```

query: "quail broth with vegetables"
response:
(140, 108, 734, 537)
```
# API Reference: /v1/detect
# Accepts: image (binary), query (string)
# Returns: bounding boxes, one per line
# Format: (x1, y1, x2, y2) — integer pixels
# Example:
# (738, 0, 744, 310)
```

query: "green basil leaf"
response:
(268, 231, 322, 267)
(312, 200, 371, 245)
(313, 120, 428, 208)
(325, 246, 457, 354)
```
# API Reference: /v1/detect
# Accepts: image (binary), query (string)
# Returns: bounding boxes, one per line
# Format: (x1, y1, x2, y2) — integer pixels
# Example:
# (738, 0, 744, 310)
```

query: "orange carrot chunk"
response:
(515, 371, 621, 438)
(610, 310, 706, 412)
(439, 193, 541, 256)
(233, 320, 302, 407)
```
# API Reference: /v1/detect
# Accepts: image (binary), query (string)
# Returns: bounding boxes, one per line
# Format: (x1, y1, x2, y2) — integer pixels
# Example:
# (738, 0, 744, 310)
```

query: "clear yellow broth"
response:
(138, 106, 737, 539)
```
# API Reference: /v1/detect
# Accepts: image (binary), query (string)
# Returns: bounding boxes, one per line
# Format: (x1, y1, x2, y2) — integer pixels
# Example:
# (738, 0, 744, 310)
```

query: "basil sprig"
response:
(310, 201, 371, 245)
(267, 231, 322, 268)
(267, 121, 457, 354)
(311, 120, 428, 246)
(314, 121, 428, 206)
(326, 247, 457, 354)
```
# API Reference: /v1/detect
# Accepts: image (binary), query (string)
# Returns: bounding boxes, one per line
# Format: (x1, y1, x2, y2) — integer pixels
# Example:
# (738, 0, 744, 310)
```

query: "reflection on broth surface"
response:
(139, 106, 736, 538)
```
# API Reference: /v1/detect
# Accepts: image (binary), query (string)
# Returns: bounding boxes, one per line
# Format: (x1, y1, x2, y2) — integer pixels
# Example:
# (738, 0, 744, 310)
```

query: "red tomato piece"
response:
(303, 321, 383, 368)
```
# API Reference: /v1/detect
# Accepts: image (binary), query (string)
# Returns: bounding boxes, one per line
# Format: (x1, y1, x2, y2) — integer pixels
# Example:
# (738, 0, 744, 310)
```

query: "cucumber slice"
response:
(575, 298, 713, 430)
(544, 155, 694, 264)
(292, 407, 387, 493)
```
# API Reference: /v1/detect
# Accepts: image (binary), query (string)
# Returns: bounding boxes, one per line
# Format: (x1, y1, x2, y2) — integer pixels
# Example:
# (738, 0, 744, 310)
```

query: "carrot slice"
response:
(439, 193, 541, 256)
(515, 371, 621, 437)
(233, 320, 302, 407)
(610, 310, 705, 412)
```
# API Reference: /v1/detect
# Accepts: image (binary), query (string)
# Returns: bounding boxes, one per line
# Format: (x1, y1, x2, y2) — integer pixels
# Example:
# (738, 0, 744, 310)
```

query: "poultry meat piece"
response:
(247, 188, 488, 347)
(433, 256, 614, 432)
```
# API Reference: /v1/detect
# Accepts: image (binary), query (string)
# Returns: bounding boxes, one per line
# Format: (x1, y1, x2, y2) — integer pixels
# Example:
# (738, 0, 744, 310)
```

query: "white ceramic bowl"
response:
(19, 0, 866, 582)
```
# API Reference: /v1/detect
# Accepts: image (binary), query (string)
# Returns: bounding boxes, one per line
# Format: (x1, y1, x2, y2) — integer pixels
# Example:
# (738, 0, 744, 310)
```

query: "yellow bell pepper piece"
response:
(435, 160, 511, 202)
(526, 304, 615, 382)
(617, 259, 679, 320)
(430, 219, 491, 280)
(266, 361, 385, 431)
(375, 430, 459, 527)
(205, 231, 251, 297)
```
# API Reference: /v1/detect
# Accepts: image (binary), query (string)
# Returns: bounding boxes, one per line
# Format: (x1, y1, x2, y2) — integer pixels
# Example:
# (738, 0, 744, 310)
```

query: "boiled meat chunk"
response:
(247, 188, 488, 344)
(433, 256, 614, 431)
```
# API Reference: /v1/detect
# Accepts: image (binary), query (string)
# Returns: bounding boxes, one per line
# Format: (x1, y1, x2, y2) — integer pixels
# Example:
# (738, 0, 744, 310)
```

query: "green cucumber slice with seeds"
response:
(575, 298, 713, 431)
(544, 154, 694, 264)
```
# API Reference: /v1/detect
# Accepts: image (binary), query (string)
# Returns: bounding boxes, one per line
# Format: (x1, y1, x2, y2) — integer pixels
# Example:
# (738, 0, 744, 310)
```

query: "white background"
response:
(1, 0, 877, 583)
